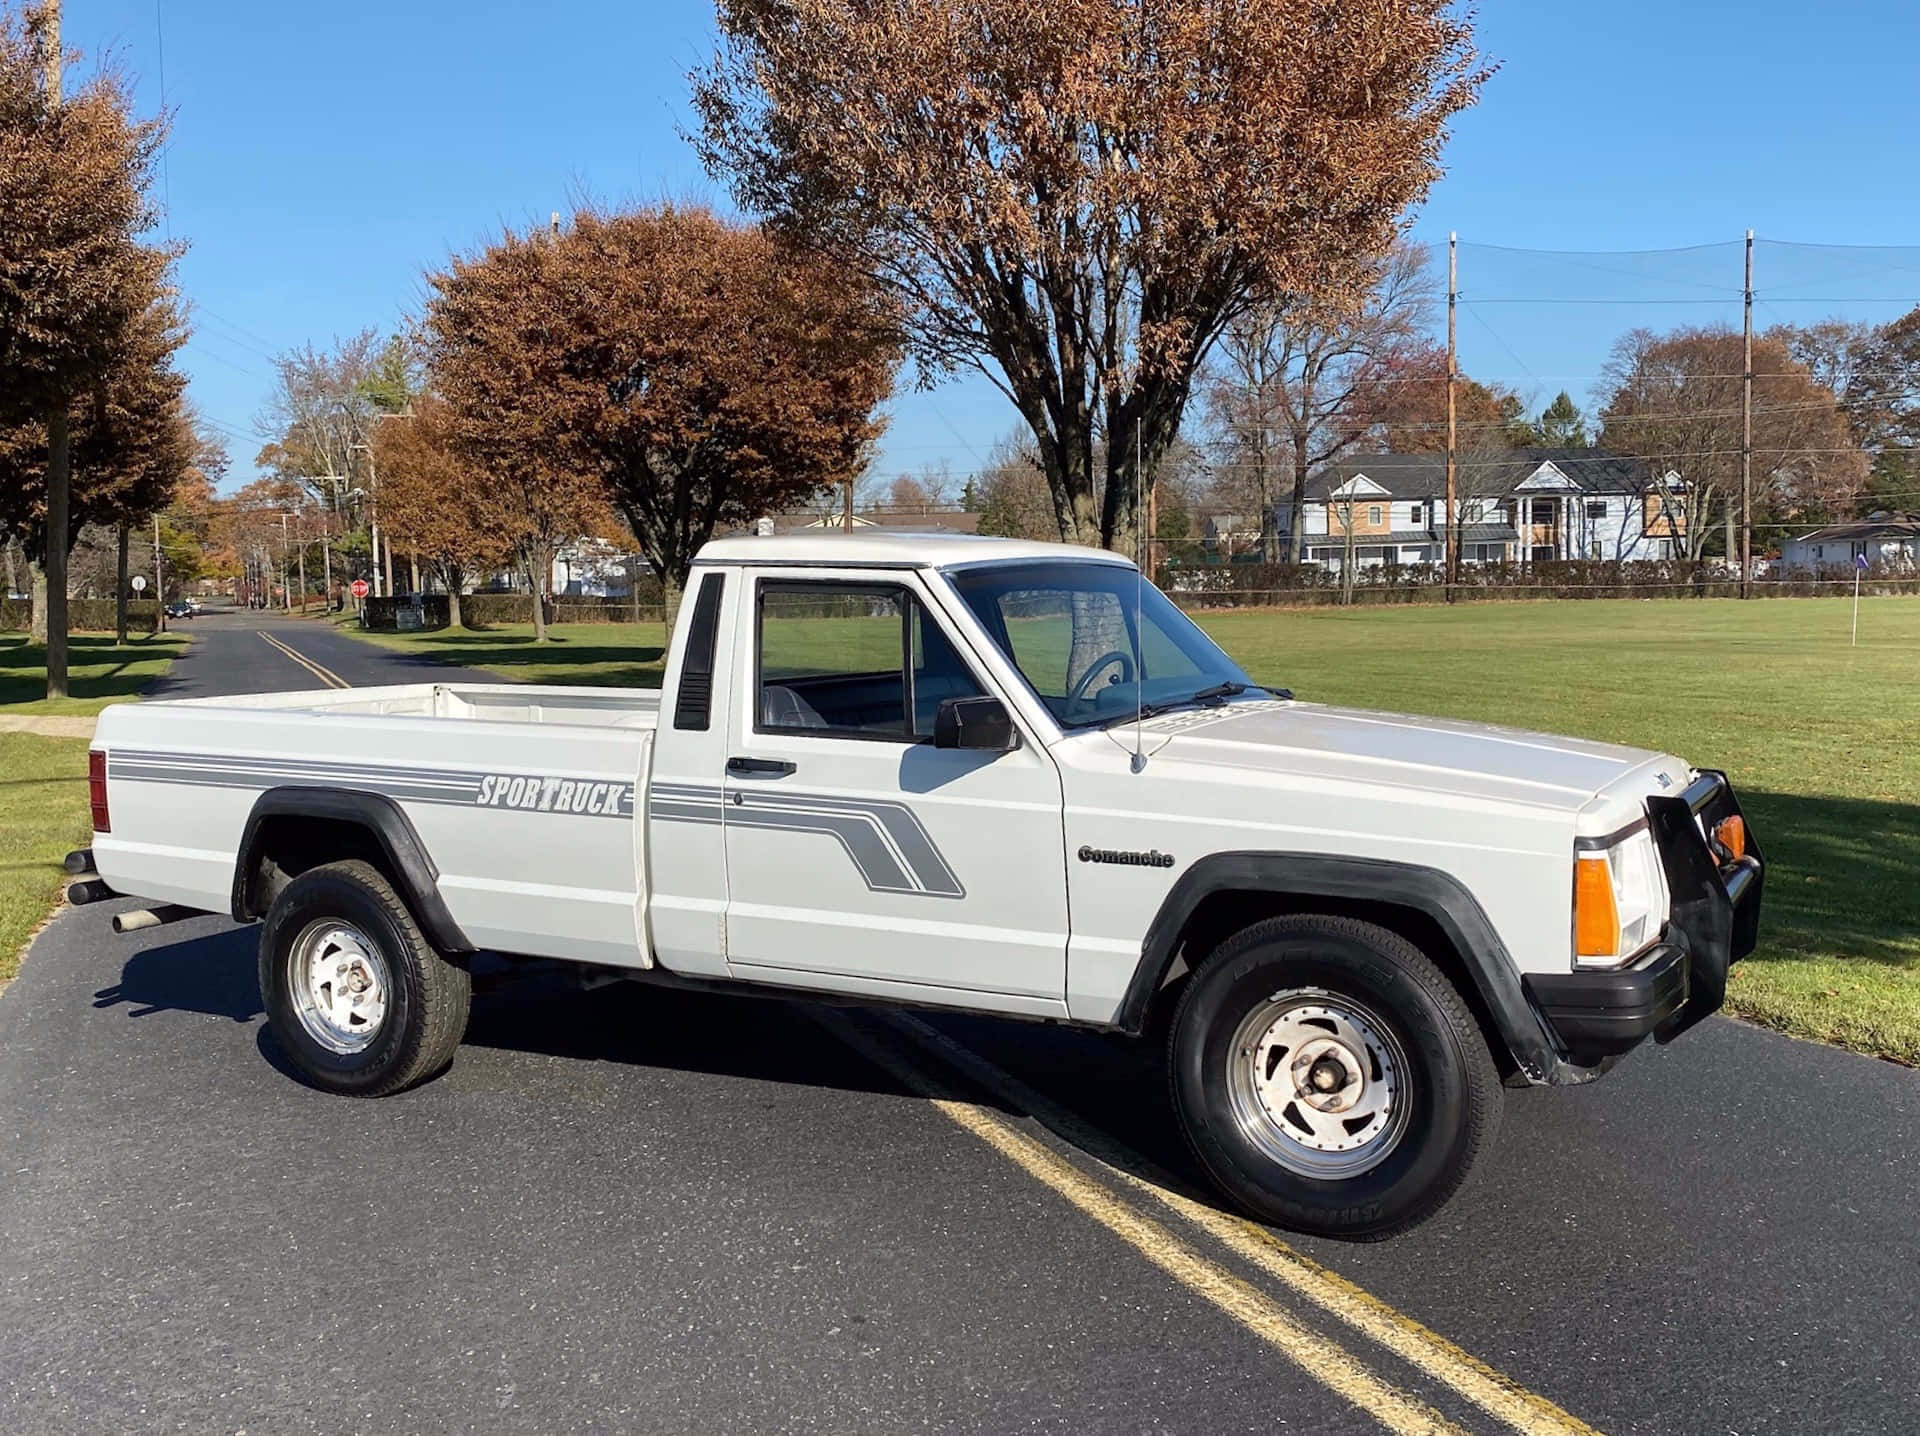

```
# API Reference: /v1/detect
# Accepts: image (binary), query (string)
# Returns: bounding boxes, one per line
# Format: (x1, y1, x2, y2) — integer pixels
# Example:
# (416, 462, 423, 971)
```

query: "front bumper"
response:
(1527, 770, 1764, 1066)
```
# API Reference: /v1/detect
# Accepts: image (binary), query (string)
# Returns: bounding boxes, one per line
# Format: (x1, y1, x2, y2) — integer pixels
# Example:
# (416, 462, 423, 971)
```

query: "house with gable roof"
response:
(1274, 449, 1687, 571)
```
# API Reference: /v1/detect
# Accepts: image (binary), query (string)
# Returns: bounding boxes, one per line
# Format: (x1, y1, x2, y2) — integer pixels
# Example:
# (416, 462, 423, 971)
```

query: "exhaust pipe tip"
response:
(112, 905, 201, 935)
(66, 878, 118, 907)
(64, 848, 97, 875)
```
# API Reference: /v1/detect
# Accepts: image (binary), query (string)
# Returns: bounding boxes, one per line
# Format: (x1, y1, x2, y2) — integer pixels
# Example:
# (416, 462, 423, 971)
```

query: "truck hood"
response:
(1124, 699, 1689, 817)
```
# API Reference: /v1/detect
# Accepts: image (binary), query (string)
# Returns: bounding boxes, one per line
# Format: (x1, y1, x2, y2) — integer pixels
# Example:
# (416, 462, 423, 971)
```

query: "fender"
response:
(1116, 851, 1568, 1085)
(231, 786, 475, 953)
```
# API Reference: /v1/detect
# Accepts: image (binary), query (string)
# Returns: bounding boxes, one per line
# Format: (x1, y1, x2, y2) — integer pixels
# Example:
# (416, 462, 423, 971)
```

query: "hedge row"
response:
(0, 597, 160, 633)
(358, 589, 669, 630)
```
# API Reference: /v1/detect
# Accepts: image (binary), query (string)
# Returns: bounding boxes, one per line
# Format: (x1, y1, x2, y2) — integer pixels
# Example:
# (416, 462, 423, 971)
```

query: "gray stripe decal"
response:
(650, 783, 964, 899)
(109, 752, 635, 821)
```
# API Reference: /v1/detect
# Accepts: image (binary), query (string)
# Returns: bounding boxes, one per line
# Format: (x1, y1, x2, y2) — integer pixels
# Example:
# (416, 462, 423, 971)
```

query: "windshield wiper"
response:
(1099, 681, 1267, 728)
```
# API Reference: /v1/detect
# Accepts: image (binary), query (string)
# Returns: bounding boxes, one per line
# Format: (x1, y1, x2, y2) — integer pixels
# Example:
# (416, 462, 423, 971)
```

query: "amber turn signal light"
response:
(1573, 855, 1621, 959)
(1713, 815, 1747, 862)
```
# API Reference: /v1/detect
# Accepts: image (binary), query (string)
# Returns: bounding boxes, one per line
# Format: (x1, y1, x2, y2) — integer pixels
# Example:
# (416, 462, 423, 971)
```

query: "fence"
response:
(1156, 559, 1920, 610)
(358, 586, 669, 630)
(0, 598, 161, 633)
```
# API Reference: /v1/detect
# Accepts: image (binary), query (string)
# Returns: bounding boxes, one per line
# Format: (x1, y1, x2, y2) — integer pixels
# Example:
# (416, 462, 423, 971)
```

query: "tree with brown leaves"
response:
(0, 3, 174, 694)
(696, 0, 1485, 555)
(1600, 326, 1869, 557)
(424, 204, 898, 629)
(371, 395, 502, 628)
(0, 288, 191, 639)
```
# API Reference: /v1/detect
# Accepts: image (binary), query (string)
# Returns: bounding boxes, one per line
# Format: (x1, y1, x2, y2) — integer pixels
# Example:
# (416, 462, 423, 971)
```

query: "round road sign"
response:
(130, 575, 147, 593)
(350, 579, 371, 599)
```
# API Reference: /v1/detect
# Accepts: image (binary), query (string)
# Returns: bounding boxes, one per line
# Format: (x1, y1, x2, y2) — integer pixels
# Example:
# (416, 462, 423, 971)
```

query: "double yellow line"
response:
(259, 630, 351, 690)
(819, 1009, 1604, 1436)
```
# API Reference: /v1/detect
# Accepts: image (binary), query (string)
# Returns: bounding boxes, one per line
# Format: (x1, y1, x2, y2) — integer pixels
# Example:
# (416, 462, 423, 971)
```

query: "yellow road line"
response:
(886, 1012, 1605, 1436)
(815, 1009, 1470, 1436)
(259, 631, 350, 689)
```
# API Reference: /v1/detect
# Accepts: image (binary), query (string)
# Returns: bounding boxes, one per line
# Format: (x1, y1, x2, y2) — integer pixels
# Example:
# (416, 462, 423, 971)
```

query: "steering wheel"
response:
(1066, 649, 1137, 709)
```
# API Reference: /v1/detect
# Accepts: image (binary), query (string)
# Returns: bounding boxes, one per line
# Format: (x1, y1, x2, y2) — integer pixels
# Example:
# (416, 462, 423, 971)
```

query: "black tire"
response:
(1167, 914, 1500, 1241)
(258, 859, 471, 1096)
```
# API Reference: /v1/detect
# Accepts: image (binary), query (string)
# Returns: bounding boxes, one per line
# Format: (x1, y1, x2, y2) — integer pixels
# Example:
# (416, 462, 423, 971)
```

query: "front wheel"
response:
(259, 859, 471, 1096)
(1167, 914, 1500, 1240)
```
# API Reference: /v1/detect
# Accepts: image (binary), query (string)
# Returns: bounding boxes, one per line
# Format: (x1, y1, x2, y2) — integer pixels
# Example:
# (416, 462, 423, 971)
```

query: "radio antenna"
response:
(1131, 417, 1147, 774)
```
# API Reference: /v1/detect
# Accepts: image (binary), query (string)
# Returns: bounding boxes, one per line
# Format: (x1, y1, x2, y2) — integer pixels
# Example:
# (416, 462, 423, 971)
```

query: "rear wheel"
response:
(259, 859, 471, 1096)
(1168, 914, 1499, 1240)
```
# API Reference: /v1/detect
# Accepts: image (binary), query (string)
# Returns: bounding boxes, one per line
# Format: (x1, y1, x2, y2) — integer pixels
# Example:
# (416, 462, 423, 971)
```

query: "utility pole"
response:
(153, 513, 165, 632)
(1740, 229, 1754, 599)
(1445, 231, 1459, 598)
(279, 512, 291, 611)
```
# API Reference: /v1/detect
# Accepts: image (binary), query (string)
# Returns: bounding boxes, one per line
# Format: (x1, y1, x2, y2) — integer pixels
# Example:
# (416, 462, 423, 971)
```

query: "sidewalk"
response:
(0, 714, 97, 739)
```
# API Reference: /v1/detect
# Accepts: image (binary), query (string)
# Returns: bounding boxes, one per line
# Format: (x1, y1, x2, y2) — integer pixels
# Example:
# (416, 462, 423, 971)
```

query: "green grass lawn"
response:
(0, 632, 189, 986)
(0, 631, 189, 716)
(345, 597, 1920, 1063)
(0, 734, 93, 983)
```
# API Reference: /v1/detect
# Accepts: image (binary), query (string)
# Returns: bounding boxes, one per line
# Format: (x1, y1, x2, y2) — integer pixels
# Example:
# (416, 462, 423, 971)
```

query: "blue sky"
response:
(63, 0, 1920, 491)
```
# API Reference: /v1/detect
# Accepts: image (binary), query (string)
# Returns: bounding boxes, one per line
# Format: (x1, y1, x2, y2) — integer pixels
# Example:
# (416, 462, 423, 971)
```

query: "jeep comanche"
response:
(76, 533, 1764, 1238)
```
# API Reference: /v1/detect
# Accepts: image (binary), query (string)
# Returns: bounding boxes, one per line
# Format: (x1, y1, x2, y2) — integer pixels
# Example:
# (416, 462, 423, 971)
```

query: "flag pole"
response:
(1853, 557, 1862, 647)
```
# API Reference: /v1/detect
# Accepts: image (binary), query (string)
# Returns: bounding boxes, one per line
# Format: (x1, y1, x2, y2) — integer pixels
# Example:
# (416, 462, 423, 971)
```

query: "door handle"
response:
(727, 756, 796, 777)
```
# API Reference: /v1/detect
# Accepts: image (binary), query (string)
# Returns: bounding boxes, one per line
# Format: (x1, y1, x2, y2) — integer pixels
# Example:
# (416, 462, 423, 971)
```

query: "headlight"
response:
(1572, 827, 1669, 968)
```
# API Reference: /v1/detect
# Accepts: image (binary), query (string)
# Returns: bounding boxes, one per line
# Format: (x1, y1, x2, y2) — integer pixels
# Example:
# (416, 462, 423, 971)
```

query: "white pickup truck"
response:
(78, 533, 1763, 1238)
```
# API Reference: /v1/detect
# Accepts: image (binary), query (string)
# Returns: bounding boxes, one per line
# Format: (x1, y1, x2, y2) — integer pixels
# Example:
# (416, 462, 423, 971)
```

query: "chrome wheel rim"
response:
(288, 920, 390, 1055)
(1225, 988, 1412, 1179)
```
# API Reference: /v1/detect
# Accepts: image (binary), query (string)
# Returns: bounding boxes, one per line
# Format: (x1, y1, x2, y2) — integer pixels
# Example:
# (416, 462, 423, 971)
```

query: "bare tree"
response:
(1201, 243, 1435, 560)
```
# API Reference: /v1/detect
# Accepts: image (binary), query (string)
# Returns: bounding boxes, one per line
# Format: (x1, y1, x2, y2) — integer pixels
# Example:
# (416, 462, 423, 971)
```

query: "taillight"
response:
(88, 750, 110, 834)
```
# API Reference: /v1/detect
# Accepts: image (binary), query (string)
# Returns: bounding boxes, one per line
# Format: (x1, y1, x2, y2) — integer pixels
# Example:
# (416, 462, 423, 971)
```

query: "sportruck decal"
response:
(651, 782, 965, 899)
(475, 773, 629, 816)
(107, 749, 636, 821)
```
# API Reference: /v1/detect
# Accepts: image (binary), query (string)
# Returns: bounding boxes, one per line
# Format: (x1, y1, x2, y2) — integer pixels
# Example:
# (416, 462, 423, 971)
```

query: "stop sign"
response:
(350, 579, 370, 599)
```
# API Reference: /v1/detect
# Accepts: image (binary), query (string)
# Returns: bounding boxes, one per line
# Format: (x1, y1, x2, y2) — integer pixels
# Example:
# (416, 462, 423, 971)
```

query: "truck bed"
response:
(91, 684, 657, 968)
(153, 681, 662, 730)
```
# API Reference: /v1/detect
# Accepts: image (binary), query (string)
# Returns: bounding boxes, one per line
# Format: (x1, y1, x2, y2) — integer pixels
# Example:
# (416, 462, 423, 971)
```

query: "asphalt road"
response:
(3, 607, 1916, 1434)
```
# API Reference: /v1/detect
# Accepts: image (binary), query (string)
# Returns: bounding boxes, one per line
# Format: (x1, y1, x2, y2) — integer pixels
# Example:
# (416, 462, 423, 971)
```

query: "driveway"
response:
(3, 609, 1914, 1434)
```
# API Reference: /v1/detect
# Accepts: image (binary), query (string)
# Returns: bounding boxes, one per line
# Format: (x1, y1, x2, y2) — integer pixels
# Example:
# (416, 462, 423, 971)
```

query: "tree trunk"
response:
(29, 561, 48, 644)
(45, 408, 71, 700)
(1722, 500, 1735, 568)
(115, 521, 129, 643)
(526, 546, 549, 643)
(1288, 435, 1311, 565)
(659, 571, 683, 635)
(447, 564, 465, 630)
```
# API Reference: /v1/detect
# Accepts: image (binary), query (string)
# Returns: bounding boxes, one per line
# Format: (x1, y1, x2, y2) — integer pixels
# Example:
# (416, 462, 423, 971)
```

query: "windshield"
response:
(945, 561, 1257, 730)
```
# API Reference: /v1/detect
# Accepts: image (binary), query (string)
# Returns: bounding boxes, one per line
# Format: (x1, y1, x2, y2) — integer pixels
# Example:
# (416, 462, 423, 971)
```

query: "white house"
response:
(1276, 450, 1688, 571)
(1779, 514, 1920, 570)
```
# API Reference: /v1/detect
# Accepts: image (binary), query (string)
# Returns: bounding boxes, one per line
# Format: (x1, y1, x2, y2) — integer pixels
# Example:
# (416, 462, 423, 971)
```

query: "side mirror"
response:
(934, 695, 1021, 752)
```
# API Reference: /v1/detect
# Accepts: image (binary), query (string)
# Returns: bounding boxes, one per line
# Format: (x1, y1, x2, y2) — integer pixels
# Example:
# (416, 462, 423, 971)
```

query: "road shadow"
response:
(0, 634, 173, 707)
(89, 922, 1222, 1206)
(1738, 789, 1920, 966)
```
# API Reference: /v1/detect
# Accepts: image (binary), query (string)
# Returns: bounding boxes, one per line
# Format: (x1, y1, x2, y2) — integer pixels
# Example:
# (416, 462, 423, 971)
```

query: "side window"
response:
(757, 583, 987, 740)
(759, 584, 908, 736)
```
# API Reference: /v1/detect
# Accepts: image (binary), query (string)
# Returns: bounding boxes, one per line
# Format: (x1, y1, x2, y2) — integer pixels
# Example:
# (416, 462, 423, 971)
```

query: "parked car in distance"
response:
(163, 600, 195, 619)
(80, 533, 1763, 1239)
